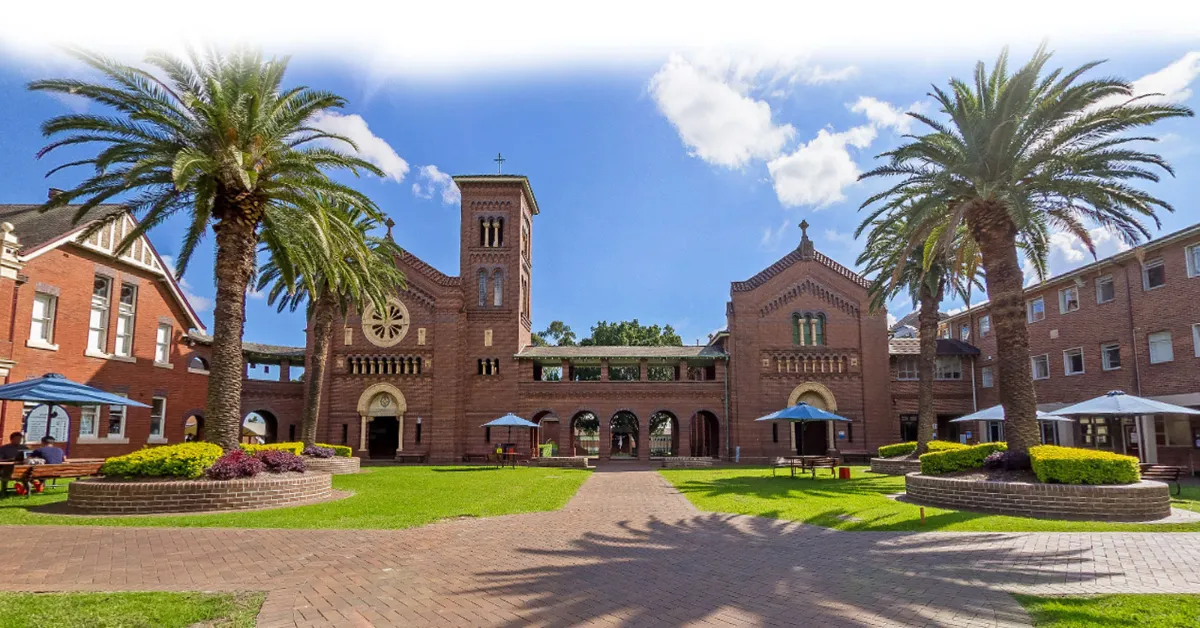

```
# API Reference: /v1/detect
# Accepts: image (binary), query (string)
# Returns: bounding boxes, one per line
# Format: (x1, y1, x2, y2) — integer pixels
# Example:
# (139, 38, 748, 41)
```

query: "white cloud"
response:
(178, 277, 213, 313)
(886, 312, 898, 327)
(806, 65, 860, 84)
(1021, 227, 1133, 285)
(759, 218, 792, 250)
(944, 304, 969, 316)
(309, 111, 409, 183)
(766, 125, 876, 208)
(650, 54, 797, 168)
(849, 97, 924, 133)
(410, 165, 461, 205)
(1129, 51, 1200, 105)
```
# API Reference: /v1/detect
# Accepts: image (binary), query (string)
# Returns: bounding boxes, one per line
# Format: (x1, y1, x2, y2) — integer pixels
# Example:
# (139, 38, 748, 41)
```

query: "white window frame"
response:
(896, 356, 918, 381)
(979, 315, 991, 337)
(1027, 297, 1045, 323)
(1096, 275, 1115, 304)
(1063, 347, 1085, 376)
(1058, 285, 1080, 314)
(114, 282, 137, 358)
(1187, 244, 1200, 279)
(1143, 258, 1166, 291)
(28, 292, 58, 350)
(1148, 331, 1174, 364)
(107, 394, 128, 440)
(981, 366, 994, 388)
(1031, 354, 1050, 380)
(149, 396, 167, 442)
(1193, 324, 1200, 359)
(155, 323, 173, 366)
(934, 355, 962, 381)
(1101, 342, 1122, 371)
(78, 405, 100, 440)
(87, 275, 112, 356)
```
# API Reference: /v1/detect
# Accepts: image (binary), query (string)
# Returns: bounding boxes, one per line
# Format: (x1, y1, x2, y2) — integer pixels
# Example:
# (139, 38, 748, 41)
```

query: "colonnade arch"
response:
(533, 406, 721, 461)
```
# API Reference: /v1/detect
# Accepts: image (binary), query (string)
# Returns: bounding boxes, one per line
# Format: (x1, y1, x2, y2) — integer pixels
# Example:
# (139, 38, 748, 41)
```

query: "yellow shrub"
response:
(1030, 445, 1140, 485)
(101, 442, 224, 479)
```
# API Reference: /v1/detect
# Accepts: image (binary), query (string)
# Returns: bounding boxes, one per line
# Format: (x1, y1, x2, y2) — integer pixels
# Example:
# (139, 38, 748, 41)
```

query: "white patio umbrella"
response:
(1050, 390, 1200, 417)
(949, 405, 1072, 423)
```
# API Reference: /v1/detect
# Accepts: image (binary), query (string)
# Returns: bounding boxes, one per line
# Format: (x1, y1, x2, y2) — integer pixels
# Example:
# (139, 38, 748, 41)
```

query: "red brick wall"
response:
(1, 244, 209, 458)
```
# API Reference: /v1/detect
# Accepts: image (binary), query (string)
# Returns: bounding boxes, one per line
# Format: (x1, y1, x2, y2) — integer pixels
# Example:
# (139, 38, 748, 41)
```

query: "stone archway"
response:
(787, 382, 838, 455)
(649, 411, 679, 457)
(356, 383, 407, 458)
(569, 411, 599, 456)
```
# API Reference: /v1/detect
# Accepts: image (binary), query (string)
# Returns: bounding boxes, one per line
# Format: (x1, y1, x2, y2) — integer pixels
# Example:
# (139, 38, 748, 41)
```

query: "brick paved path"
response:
(4, 467, 1200, 627)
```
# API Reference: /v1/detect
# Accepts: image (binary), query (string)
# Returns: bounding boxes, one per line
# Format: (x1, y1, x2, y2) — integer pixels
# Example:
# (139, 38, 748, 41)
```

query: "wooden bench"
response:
(803, 457, 839, 478)
(1141, 464, 1186, 495)
(771, 457, 801, 477)
(2, 460, 105, 497)
(394, 452, 427, 464)
(462, 452, 491, 463)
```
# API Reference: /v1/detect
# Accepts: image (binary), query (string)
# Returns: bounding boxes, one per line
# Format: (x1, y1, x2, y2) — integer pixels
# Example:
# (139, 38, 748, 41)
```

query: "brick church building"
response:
(4, 175, 1198, 467)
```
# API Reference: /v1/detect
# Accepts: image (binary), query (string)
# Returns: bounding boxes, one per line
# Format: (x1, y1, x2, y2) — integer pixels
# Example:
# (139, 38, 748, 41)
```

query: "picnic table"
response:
(0, 458, 106, 497)
(496, 451, 523, 469)
(772, 455, 838, 478)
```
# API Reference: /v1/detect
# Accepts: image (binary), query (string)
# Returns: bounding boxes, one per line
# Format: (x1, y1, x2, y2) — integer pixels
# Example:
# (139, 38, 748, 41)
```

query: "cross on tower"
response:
(494, 152, 505, 174)
(799, 219, 810, 239)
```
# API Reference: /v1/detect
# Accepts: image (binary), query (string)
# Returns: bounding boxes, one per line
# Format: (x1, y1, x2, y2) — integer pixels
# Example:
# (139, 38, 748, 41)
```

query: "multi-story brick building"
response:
(941, 223, 1200, 466)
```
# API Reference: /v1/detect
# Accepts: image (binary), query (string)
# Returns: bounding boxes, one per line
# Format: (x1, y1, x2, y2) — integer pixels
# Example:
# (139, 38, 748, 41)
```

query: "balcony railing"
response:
(346, 355, 425, 376)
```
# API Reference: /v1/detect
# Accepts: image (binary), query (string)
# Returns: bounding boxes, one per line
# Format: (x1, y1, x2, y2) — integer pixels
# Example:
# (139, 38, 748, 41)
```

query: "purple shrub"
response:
(302, 445, 336, 459)
(205, 450, 264, 480)
(983, 451, 1007, 470)
(256, 449, 307, 474)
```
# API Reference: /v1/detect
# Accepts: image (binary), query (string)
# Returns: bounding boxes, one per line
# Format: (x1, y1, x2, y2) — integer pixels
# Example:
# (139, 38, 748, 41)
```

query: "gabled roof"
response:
(889, 338, 981, 356)
(187, 331, 306, 362)
(733, 248, 870, 292)
(397, 250, 459, 287)
(1, 202, 206, 332)
(891, 310, 948, 331)
(452, 174, 540, 215)
(516, 345, 726, 360)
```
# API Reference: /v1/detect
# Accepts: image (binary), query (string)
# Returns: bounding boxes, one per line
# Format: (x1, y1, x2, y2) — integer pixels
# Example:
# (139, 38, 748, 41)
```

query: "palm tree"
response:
(30, 48, 384, 451)
(257, 201, 406, 447)
(857, 217, 982, 455)
(859, 44, 1192, 459)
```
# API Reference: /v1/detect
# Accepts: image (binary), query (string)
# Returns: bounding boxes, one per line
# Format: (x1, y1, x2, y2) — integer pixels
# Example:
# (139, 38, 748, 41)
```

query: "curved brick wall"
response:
(68, 472, 333, 515)
(869, 458, 921, 475)
(904, 473, 1170, 522)
(303, 456, 361, 475)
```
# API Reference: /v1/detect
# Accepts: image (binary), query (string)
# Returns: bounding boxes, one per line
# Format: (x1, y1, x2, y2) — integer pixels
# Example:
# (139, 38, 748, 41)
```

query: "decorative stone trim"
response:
(869, 457, 921, 475)
(526, 456, 591, 469)
(68, 472, 332, 515)
(303, 456, 361, 474)
(904, 473, 1170, 522)
(662, 457, 717, 469)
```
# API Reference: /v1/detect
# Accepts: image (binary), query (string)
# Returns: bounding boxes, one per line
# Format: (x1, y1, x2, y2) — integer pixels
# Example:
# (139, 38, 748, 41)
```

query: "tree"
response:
(257, 201, 406, 447)
(533, 321, 577, 347)
(857, 216, 984, 455)
(580, 319, 683, 346)
(30, 48, 383, 450)
(859, 44, 1192, 458)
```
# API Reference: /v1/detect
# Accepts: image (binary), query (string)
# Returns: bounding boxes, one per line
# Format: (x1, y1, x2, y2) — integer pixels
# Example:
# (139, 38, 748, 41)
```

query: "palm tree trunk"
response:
(302, 292, 336, 447)
(968, 203, 1039, 460)
(205, 216, 258, 451)
(915, 283, 941, 455)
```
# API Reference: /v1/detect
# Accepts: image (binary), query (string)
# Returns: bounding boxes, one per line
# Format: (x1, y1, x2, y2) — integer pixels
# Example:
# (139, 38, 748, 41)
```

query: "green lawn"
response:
(0, 466, 590, 529)
(0, 592, 263, 628)
(660, 466, 1200, 532)
(1015, 594, 1200, 627)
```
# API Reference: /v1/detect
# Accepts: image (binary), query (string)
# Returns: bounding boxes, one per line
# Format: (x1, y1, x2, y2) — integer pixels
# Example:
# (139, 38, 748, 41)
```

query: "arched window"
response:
(492, 269, 503, 306)
(815, 314, 826, 346)
(477, 269, 487, 306)
(802, 314, 814, 346)
(791, 314, 801, 345)
(496, 218, 504, 247)
(479, 217, 487, 247)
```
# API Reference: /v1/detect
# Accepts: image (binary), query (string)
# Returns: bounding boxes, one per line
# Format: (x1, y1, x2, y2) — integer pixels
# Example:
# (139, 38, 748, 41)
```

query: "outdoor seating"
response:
(461, 452, 490, 463)
(804, 457, 839, 478)
(394, 452, 427, 464)
(771, 457, 801, 477)
(1, 460, 105, 497)
(1140, 464, 1187, 495)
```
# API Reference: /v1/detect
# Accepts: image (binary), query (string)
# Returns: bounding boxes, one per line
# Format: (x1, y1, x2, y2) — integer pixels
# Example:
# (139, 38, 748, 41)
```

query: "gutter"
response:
(724, 355, 731, 461)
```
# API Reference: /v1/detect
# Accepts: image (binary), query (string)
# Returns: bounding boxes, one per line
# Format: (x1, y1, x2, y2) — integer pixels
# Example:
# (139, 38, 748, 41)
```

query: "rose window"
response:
(362, 298, 409, 347)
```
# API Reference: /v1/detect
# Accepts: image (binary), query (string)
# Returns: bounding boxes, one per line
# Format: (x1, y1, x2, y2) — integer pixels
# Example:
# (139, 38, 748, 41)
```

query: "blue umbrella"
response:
(481, 413, 539, 445)
(0, 373, 150, 407)
(1051, 390, 1200, 417)
(950, 405, 1069, 423)
(754, 402, 851, 423)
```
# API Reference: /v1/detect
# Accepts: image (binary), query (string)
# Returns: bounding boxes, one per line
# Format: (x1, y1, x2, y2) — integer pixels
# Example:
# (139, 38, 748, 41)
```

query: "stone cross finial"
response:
(798, 219, 814, 259)
(385, 218, 395, 241)
(494, 152, 505, 174)
(799, 220, 809, 239)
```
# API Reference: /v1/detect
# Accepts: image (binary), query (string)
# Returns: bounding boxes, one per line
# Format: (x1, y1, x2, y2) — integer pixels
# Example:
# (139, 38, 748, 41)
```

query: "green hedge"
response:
(920, 442, 1007, 475)
(101, 442, 224, 479)
(1030, 445, 1140, 485)
(241, 442, 304, 455)
(316, 443, 354, 458)
(878, 442, 917, 458)
(926, 440, 969, 453)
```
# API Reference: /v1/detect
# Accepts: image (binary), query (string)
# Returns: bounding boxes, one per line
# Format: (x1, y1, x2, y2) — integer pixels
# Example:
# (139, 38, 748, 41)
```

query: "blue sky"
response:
(1, 44, 1198, 359)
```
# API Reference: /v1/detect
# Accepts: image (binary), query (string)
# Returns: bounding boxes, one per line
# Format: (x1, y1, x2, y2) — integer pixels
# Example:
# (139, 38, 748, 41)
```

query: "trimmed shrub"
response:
(1030, 445, 1140, 485)
(317, 443, 354, 458)
(303, 445, 336, 458)
(256, 450, 307, 474)
(101, 442, 223, 479)
(241, 442, 304, 456)
(920, 442, 1007, 475)
(205, 450, 265, 480)
(926, 440, 970, 453)
(878, 442, 917, 458)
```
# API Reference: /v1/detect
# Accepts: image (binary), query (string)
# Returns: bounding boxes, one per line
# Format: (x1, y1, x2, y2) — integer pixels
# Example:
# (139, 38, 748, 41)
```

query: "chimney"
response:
(47, 188, 64, 200)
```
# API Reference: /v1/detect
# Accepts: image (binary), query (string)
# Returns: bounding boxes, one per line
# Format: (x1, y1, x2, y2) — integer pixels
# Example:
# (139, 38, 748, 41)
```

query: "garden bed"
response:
(869, 457, 921, 475)
(302, 456, 361, 474)
(67, 472, 333, 515)
(904, 472, 1171, 521)
(662, 457, 717, 469)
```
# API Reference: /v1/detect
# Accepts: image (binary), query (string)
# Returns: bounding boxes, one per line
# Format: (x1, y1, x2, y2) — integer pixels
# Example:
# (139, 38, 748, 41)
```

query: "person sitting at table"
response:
(30, 436, 65, 465)
(0, 432, 26, 461)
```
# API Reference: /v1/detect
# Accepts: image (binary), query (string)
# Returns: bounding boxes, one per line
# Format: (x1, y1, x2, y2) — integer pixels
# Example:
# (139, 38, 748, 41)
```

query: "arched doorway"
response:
(649, 411, 679, 457)
(242, 411, 277, 444)
(356, 383, 407, 459)
(689, 411, 720, 458)
(787, 382, 838, 455)
(531, 410, 559, 456)
(183, 414, 204, 442)
(569, 411, 599, 456)
(610, 411, 639, 459)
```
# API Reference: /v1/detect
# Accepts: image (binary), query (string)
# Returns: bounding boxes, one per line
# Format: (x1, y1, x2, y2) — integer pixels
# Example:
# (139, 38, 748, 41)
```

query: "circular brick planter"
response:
(67, 472, 333, 515)
(302, 456, 361, 474)
(904, 473, 1170, 522)
(869, 457, 921, 475)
